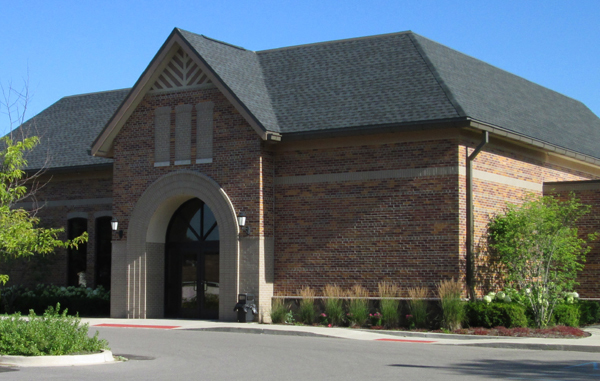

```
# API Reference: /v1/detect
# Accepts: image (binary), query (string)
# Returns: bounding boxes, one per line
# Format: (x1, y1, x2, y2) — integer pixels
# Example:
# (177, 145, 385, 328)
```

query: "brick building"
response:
(5, 29, 600, 321)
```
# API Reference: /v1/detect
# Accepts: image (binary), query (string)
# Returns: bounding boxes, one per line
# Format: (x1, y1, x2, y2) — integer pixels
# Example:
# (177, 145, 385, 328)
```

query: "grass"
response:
(378, 282, 400, 329)
(437, 278, 465, 331)
(347, 285, 369, 327)
(408, 286, 429, 329)
(323, 284, 345, 326)
(0, 304, 109, 356)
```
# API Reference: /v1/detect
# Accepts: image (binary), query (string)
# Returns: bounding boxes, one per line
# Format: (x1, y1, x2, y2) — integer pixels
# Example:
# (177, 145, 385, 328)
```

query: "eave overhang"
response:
(466, 118, 600, 167)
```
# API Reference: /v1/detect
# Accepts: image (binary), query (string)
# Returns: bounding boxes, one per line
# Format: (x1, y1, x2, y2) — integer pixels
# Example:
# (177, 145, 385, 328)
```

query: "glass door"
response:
(164, 198, 219, 319)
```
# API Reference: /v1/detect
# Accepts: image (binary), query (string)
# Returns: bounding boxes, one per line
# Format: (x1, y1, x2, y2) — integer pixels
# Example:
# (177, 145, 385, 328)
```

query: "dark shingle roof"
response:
(176, 29, 600, 160)
(411, 34, 600, 159)
(12, 89, 129, 170)
(257, 32, 460, 133)
(14, 29, 600, 169)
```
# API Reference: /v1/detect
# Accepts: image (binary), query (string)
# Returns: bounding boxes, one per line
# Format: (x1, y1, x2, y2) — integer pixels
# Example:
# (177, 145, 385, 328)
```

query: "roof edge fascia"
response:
(25, 162, 113, 176)
(467, 119, 600, 167)
(280, 117, 471, 142)
(91, 29, 269, 158)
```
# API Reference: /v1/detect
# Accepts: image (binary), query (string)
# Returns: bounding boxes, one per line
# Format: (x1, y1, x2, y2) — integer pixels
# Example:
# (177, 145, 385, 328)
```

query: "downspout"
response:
(466, 131, 489, 300)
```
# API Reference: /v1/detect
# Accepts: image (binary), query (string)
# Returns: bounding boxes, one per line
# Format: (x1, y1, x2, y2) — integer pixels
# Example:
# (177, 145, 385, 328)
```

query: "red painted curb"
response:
(94, 323, 180, 329)
(375, 338, 436, 343)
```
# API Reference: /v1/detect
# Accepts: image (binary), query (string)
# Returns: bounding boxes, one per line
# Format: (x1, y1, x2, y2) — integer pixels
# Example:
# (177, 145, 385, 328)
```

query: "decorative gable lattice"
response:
(150, 48, 212, 91)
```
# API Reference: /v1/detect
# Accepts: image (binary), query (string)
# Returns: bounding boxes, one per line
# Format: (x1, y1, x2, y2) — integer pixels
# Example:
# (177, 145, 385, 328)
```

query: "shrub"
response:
(298, 286, 316, 325)
(487, 195, 595, 328)
(578, 300, 600, 326)
(378, 282, 399, 329)
(0, 304, 109, 356)
(465, 302, 528, 328)
(438, 278, 465, 330)
(408, 287, 429, 329)
(323, 284, 345, 326)
(347, 285, 369, 327)
(553, 304, 580, 327)
(270, 298, 290, 324)
(1, 284, 110, 316)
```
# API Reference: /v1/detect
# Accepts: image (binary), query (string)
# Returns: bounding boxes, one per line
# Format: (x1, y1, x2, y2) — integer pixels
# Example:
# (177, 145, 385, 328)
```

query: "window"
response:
(67, 218, 87, 286)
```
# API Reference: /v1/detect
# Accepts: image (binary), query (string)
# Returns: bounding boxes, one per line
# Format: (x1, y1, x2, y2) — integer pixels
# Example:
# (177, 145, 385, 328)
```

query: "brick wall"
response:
(460, 133, 600, 295)
(273, 132, 462, 297)
(1, 169, 113, 288)
(112, 88, 269, 240)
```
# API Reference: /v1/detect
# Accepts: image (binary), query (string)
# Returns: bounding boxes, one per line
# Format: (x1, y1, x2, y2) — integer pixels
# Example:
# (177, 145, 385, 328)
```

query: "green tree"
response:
(487, 194, 595, 328)
(0, 136, 87, 285)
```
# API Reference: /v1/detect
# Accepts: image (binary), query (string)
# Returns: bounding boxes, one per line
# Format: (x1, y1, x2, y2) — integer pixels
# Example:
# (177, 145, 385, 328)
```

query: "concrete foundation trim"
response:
(274, 166, 542, 191)
(0, 350, 114, 367)
(275, 166, 460, 185)
(14, 198, 113, 209)
(122, 170, 239, 321)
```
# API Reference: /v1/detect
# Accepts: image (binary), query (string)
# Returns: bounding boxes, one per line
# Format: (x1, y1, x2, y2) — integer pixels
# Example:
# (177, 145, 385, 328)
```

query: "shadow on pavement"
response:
(389, 359, 599, 380)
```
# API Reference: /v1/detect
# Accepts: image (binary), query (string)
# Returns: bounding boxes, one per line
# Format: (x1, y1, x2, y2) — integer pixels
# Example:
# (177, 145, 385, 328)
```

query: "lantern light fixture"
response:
(111, 217, 123, 239)
(237, 211, 250, 235)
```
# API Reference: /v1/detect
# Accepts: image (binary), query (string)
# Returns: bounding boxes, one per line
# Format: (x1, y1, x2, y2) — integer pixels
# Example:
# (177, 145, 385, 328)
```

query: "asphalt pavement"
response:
(81, 317, 600, 353)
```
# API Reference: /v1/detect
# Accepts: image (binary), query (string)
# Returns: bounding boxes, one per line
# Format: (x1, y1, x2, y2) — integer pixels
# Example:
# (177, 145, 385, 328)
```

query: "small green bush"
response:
(553, 304, 580, 327)
(578, 301, 600, 326)
(466, 302, 528, 328)
(0, 304, 109, 356)
(270, 298, 289, 324)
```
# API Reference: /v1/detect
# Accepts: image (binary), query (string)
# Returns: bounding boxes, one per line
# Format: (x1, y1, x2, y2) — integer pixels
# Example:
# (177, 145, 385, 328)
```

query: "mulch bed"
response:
(367, 325, 589, 338)
(433, 326, 589, 338)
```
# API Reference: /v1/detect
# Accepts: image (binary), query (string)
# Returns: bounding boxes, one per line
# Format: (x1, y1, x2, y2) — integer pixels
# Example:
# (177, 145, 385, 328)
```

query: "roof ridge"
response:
(257, 30, 413, 54)
(62, 88, 131, 99)
(176, 28, 248, 51)
(411, 33, 589, 109)
(407, 33, 466, 117)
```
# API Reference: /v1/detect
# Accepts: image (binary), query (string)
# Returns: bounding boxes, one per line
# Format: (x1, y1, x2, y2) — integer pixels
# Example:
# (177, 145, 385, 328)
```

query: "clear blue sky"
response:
(1, 0, 599, 135)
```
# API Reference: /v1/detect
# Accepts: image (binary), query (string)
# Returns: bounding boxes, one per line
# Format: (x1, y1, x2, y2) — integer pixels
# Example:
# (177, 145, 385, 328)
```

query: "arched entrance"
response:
(113, 171, 239, 321)
(165, 198, 220, 319)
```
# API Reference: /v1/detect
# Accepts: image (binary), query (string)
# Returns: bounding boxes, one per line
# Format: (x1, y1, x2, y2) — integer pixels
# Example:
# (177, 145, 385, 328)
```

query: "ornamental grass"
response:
(408, 286, 429, 329)
(437, 278, 465, 331)
(298, 286, 316, 325)
(270, 298, 290, 324)
(347, 285, 370, 327)
(378, 281, 400, 329)
(323, 284, 345, 326)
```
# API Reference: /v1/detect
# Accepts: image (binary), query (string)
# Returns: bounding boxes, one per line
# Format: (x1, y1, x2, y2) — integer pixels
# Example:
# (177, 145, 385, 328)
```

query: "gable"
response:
(149, 48, 213, 92)
(91, 30, 273, 158)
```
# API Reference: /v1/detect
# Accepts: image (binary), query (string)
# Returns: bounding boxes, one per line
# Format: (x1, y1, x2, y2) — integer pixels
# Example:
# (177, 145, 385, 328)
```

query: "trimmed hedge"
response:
(466, 302, 528, 328)
(1, 284, 110, 316)
(578, 301, 600, 326)
(553, 304, 580, 327)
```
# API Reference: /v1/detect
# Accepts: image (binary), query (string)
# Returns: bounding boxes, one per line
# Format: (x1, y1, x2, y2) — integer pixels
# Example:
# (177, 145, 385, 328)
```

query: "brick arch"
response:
(125, 170, 239, 321)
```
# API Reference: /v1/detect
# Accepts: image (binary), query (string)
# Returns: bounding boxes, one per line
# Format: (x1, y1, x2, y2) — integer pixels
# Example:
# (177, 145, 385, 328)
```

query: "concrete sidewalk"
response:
(82, 318, 600, 353)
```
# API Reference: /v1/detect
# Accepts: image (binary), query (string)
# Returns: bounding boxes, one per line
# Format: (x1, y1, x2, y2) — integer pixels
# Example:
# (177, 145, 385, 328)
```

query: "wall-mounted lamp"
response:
(111, 217, 123, 239)
(237, 211, 251, 235)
